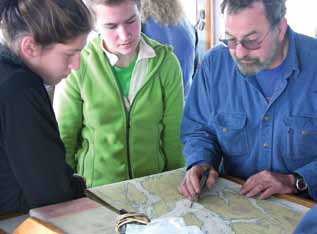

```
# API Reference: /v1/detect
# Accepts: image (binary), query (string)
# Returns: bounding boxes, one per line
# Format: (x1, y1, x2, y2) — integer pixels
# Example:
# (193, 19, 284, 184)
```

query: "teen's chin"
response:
(52, 76, 68, 85)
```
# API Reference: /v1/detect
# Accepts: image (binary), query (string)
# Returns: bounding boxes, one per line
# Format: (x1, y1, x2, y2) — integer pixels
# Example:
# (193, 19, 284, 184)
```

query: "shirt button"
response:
(223, 128, 228, 132)
(263, 116, 270, 121)
(263, 143, 269, 148)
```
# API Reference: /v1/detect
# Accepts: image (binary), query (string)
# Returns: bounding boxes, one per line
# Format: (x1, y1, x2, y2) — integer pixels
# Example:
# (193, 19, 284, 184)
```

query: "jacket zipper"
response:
(118, 56, 161, 180)
(124, 79, 150, 179)
(126, 110, 132, 179)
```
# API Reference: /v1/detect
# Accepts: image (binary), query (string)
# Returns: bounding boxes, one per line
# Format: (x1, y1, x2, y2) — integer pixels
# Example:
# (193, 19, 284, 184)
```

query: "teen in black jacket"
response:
(0, 0, 92, 214)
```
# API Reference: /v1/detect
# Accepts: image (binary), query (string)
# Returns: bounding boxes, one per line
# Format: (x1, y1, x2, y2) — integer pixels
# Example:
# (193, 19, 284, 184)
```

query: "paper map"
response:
(89, 168, 308, 234)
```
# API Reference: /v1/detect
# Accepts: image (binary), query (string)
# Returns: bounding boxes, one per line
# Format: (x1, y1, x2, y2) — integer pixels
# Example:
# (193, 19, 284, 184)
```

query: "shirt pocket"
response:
(284, 115, 317, 160)
(213, 113, 249, 156)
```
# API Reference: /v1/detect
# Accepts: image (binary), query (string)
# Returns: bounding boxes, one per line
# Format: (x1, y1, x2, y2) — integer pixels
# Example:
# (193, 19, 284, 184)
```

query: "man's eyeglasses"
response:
(219, 30, 271, 50)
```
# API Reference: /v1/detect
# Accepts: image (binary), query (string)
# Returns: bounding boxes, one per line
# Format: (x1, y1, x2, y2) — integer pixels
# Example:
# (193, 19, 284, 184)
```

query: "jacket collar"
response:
(282, 26, 300, 77)
(0, 44, 26, 68)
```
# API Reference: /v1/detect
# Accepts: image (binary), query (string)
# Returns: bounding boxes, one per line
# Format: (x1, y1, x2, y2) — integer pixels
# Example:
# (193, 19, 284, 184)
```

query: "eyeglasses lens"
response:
(221, 39, 261, 50)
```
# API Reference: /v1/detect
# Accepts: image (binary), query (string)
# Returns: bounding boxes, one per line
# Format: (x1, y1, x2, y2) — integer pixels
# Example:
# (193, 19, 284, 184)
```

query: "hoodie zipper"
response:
(125, 108, 132, 179)
(118, 47, 164, 180)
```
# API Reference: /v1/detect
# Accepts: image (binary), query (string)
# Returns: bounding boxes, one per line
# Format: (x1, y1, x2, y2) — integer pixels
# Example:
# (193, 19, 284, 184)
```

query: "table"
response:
(2, 168, 316, 233)
(0, 213, 28, 234)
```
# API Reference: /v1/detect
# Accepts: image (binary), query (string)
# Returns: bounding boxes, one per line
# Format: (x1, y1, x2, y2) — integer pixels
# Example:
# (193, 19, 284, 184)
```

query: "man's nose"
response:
(234, 43, 249, 59)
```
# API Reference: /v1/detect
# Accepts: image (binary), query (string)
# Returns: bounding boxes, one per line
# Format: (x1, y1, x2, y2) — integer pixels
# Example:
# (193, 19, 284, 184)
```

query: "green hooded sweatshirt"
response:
(53, 34, 184, 187)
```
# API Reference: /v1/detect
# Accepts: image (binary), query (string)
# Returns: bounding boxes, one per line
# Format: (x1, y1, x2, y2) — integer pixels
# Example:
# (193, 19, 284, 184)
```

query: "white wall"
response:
(286, 0, 317, 37)
(212, 0, 317, 48)
(180, 1, 197, 25)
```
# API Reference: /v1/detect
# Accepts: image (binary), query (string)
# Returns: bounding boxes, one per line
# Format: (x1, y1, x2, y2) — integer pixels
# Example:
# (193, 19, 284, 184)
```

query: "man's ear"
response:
(277, 17, 288, 42)
(19, 36, 41, 59)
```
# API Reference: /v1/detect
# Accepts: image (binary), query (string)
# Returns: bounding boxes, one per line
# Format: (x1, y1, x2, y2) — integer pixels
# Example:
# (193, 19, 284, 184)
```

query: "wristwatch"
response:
(293, 173, 308, 192)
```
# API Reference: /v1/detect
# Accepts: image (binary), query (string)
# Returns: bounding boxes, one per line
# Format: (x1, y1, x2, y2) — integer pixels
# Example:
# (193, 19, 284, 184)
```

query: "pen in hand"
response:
(189, 168, 210, 208)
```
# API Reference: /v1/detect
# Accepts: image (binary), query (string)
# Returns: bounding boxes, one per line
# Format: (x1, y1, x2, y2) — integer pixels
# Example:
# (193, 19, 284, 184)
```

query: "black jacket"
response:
(0, 45, 85, 215)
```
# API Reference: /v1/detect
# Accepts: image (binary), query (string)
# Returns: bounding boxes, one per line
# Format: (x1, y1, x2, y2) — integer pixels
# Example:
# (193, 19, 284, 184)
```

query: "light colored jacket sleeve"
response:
(53, 69, 84, 170)
(159, 51, 185, 169)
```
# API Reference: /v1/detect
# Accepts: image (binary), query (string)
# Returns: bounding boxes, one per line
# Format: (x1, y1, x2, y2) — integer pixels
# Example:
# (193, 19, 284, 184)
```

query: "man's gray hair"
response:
(221, 0, 286, 27)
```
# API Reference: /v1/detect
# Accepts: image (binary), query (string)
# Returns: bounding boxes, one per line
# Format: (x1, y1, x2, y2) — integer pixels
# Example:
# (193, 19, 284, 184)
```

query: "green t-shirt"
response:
(112, 57, 137, 97)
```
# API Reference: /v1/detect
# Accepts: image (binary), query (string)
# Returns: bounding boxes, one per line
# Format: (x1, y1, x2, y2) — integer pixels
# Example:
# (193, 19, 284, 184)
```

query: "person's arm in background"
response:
(178, 55, 223, 199)
(159, 50, 185, 170)
(1, 72, 85, 211)
(53, 66, 84, 171)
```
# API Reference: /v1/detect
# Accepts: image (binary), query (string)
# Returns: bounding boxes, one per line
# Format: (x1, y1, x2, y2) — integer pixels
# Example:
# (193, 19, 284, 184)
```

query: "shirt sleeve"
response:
(295, 162, 317, 200)
(2, 84, 84, 209)
(181, 56, 223, 170)
(159, 51, 185, 169)
(188, 160, 212, 170)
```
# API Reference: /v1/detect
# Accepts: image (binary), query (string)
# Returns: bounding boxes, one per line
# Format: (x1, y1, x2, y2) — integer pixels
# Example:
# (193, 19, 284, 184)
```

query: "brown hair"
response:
(85, 0, 141, 21)
(0, 0, 92, 50)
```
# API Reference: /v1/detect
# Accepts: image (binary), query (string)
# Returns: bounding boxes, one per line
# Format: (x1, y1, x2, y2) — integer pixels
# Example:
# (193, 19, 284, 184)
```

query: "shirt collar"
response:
(283, 26, 300, 77)
(102, 35, 156, 66)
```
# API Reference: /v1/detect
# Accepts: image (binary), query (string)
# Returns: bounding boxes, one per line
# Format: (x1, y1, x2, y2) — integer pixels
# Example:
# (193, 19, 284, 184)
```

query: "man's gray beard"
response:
(236, 58, 271, 76)
(235, 34, 279, 76)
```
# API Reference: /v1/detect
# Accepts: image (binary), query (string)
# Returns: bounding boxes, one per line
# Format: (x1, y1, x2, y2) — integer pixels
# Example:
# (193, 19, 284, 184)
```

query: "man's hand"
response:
(178, 164, 218, 200)
(240, 170, 296, 199)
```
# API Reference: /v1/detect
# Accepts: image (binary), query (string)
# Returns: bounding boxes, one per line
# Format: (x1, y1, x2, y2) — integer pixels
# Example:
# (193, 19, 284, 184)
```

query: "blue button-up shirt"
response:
(181, 27, 317, 200)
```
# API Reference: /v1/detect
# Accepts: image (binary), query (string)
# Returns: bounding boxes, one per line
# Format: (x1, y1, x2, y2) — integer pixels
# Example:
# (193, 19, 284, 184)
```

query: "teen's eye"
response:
(127, 18, 136, 24)
(103, 24, 117, 30)
(64, 53, 75, 58)
(108, 25, 117, 30)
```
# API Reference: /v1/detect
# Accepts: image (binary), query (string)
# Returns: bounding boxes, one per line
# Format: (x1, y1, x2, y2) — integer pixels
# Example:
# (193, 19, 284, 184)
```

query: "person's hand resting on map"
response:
(239, 170, 297, 199)
(179, 166, 298, 200)
(178, 0, 317, 202)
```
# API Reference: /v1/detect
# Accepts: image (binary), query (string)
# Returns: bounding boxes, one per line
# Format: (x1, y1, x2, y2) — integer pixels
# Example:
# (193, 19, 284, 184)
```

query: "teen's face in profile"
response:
(36, 34, 88, 85)
(94, 1, 141, 57)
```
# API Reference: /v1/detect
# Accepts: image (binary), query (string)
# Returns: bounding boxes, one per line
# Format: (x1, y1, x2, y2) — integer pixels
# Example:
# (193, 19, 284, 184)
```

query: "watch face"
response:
(296, 178, 308, 191)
